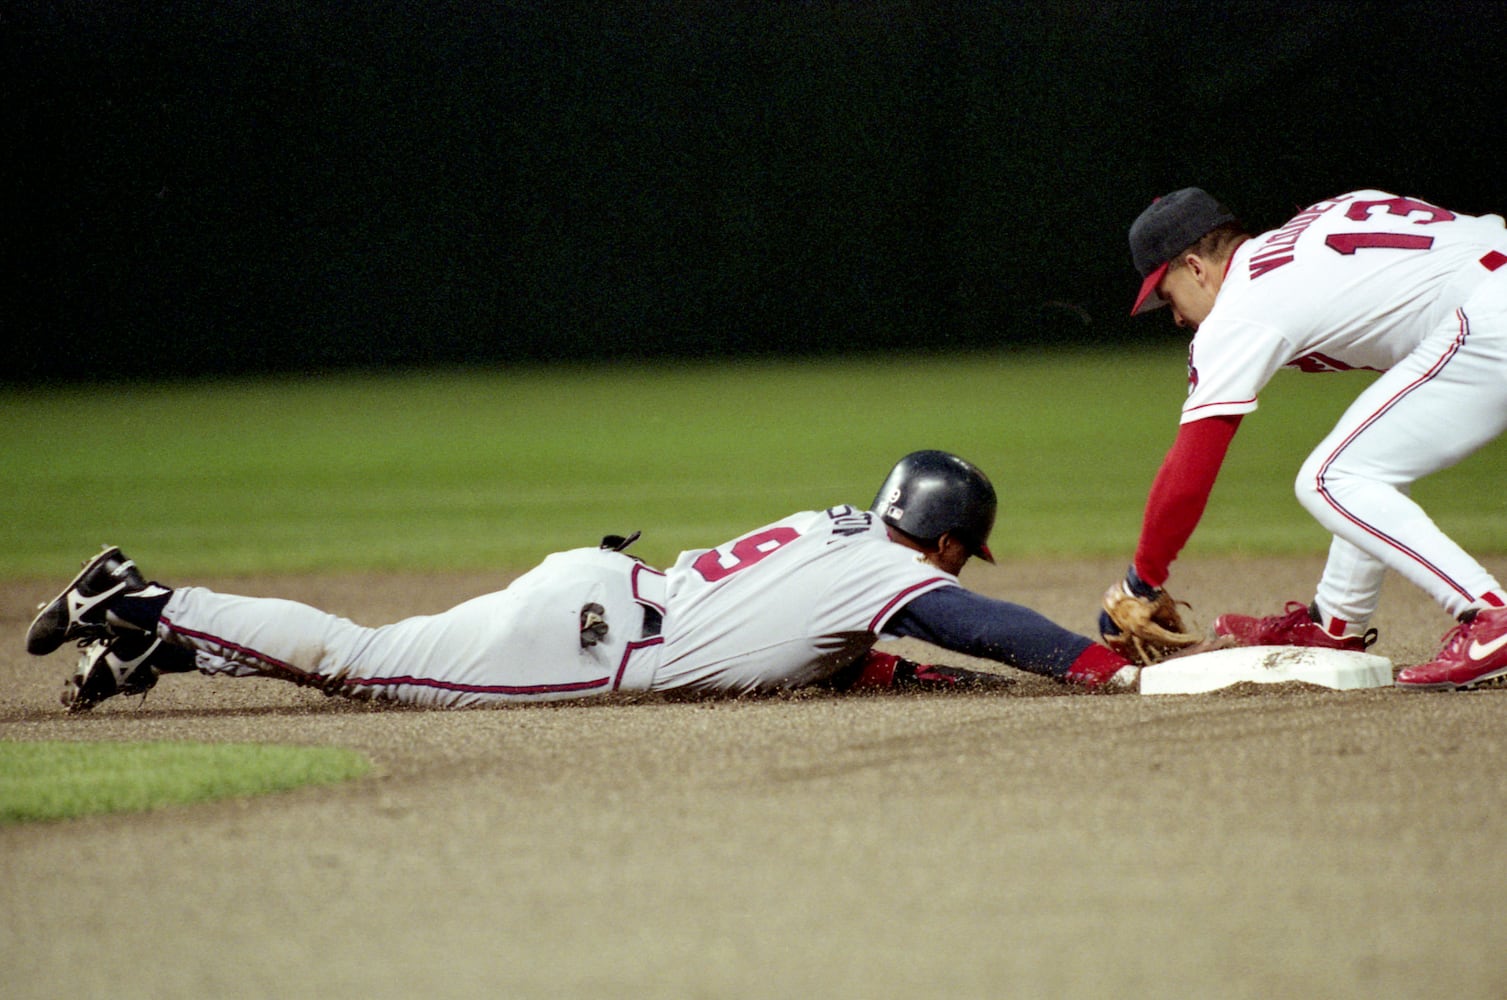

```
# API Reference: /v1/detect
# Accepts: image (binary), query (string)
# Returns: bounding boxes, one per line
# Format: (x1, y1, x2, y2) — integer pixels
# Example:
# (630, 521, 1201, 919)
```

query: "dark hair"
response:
(1167, 222, 1248, 271)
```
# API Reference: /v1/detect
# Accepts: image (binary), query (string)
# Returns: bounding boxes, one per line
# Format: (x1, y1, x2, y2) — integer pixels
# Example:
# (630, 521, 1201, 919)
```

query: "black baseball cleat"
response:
(62, 633, 195, 712)
(26, 545, 149, 656)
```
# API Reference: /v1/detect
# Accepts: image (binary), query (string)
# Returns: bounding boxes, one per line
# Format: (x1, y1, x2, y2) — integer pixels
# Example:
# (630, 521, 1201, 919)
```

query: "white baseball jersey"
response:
(158, 506, 957, 706)
(1173, 189, 1507, 621)
(1183, 190, 1507, 422)
(652, 505, 958, 695)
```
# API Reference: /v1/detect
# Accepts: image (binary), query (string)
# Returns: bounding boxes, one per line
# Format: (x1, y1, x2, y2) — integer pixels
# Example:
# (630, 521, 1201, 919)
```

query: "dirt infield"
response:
(4, 555, 1505, 999)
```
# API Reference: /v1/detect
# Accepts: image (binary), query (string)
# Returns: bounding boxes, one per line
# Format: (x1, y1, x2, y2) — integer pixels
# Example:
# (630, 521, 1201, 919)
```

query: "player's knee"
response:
(1293, 453, 1331, 519)
(1294, 451, 1393, 529)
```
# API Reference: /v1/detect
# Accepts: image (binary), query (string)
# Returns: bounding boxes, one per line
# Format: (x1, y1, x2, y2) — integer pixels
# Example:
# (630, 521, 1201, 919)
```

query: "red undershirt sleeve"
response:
(1132, 413, 1243, 588)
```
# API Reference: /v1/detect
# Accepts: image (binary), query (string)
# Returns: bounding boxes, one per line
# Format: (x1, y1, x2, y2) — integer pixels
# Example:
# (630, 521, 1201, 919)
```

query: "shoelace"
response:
(1273, 601, 1378, 648)
(1261, 602, 1316, 634)
(1277, 601, 1312, 620)
(1436, 617, 1475, 657)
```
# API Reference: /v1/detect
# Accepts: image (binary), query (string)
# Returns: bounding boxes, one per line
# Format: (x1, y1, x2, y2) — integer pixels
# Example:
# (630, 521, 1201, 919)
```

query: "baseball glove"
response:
(1099, 568, 1206, 666)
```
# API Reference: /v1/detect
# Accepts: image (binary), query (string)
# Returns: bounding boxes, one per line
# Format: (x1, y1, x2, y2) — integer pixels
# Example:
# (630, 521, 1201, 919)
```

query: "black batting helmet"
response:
(871, 450, 996, 562)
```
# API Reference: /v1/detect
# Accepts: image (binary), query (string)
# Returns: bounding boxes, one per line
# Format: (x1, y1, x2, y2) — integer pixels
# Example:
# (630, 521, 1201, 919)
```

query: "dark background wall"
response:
(8, 2, 1505, 384)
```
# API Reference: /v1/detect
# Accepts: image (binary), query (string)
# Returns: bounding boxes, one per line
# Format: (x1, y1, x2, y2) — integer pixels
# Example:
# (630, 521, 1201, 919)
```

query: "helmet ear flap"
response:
(872, 451, 997, 562)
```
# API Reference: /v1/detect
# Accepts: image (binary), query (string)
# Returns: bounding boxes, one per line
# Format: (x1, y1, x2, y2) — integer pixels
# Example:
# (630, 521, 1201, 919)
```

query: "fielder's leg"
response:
(1295, 297, 1507, 620)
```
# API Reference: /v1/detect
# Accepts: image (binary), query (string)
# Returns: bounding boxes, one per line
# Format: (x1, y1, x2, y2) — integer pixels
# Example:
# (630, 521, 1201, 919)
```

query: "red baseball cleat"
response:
(1212, 601, 1376, 652)
(1396, 607, 1507, 691)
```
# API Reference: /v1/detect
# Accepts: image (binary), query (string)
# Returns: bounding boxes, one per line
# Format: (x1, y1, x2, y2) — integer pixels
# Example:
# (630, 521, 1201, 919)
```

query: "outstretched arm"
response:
(880, 585, 1133, 688)
(1095, 414, 1242, 664)
(1132, 414, 1242, 586)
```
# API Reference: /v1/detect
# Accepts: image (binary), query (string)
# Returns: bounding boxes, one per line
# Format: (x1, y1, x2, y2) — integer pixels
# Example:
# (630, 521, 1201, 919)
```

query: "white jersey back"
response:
(654, 505, 957, 695)
(1183, 189, 1507, 422)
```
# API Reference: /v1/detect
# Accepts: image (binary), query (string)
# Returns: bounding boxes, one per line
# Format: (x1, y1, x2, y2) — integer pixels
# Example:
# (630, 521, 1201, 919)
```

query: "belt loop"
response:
(613, 638, 663, 692)
(630, 563, 668, 612)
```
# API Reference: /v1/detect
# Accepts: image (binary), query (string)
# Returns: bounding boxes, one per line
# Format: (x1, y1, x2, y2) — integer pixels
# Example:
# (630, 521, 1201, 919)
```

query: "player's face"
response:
(1158, 256, 1220, 330)
(924, 534, 970, 576)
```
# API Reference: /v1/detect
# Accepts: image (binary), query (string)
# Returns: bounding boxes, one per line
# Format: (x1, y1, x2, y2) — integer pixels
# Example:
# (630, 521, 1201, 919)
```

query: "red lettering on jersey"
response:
(1247, 196, 1346, 280)
(1287, 352, 1380, 373)
(692, 526, 800, 582)
(1344, 196, 1455, 225)
(1325, 232, 1434, 255)
(1249, 253, 1294, 277)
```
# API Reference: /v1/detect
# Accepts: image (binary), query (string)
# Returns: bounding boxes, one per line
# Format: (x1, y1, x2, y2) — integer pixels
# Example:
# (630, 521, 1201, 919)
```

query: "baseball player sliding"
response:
(1098, 186, 1507, 691)
(26, 451, 1138, 711)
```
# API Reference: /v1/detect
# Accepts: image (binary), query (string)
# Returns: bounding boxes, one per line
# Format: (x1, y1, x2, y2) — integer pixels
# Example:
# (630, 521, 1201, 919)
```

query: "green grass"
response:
(0, 741, 372, 824)
(5, 349, 1503, 824)
(3, 347, 1503, 578)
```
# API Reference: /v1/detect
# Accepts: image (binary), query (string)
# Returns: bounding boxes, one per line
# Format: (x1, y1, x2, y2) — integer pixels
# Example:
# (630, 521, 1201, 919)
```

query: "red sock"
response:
(842, 649, 902, 690)
(1064, 644, 1132, 688)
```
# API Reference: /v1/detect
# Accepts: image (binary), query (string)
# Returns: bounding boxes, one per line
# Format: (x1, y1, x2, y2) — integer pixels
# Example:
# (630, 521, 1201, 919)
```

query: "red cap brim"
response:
(1131, 261, 1170, 316)
(976, 543, 994, 564)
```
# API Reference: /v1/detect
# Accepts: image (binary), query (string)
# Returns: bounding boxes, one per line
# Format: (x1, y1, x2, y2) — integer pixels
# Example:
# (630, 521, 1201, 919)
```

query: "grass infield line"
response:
(3, 348, 1502, 577)
(0, 740, 373, 824)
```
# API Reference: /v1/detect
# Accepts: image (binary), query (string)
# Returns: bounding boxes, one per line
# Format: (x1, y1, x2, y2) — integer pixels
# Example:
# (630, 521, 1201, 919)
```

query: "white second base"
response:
(1138, 645, 1395, 695)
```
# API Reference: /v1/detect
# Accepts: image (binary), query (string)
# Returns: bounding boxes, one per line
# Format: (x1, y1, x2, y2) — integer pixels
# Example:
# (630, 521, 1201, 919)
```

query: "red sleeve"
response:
(1132, 414, 1242, 587)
